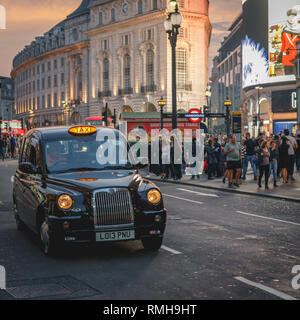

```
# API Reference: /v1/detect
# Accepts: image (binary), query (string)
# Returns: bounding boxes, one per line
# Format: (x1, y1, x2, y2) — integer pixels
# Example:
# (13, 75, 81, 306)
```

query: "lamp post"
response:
(206, 84, 212, 133)
(158, 96, 166, 131)
(224, 97, 232, 137)
(164, 1, 182, 131)
(255, 86, 263, 135)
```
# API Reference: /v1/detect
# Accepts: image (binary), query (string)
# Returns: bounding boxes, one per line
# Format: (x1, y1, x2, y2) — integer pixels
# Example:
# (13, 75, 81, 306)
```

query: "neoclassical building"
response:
(11, 0, 211, 127)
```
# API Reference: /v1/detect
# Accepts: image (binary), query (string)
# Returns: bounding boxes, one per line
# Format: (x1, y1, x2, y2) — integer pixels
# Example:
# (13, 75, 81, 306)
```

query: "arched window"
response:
(123, 54, 131, 90)
(103, 58, 109, 92)
(153, 0, 157, 10)
(146, 50, 154, 89)
(138, 0, 143, 14)
(111, 8, 116, 22)
(176, 48, 187, 90)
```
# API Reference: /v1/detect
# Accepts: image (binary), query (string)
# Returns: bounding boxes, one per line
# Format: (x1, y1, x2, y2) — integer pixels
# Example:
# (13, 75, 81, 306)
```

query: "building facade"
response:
(0, 76, 15, 121)
(11, 0, 211, 128)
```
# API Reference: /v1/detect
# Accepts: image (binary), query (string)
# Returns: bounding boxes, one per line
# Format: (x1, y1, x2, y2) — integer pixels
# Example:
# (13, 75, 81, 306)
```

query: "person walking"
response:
(0, 136, 5, 161)
(190, 137, 200, 180)
(283, 129, 298, 181)
(258, 141, 270, 189)
(213, 137, 222, 177)
(242, 133, 258, 180)
(224, 135, 242, 188)
(10, 135, 16, 159)
(279, 137, 291, 184)
(269, 140, 279, 187)
(204, 139, 217, 180)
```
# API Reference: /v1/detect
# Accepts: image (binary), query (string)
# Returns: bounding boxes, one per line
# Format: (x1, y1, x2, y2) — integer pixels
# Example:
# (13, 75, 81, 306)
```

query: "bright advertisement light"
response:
(242, 0, 299, 88)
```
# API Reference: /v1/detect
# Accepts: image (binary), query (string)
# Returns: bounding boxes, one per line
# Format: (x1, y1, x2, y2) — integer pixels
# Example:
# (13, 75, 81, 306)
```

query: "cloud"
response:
(0, 0, 81, 76)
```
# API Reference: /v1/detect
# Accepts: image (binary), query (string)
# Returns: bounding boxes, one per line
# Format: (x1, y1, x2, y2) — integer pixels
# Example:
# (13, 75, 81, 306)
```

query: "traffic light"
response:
(253, 116, 258, 126)
(203, 106, 209, 115)
(259, 119, 264, 127)
(102, 103, 108, 126)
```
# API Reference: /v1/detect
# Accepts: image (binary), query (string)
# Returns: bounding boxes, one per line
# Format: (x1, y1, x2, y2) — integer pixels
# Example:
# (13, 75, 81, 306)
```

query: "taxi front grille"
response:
(92, 188, 134, 227)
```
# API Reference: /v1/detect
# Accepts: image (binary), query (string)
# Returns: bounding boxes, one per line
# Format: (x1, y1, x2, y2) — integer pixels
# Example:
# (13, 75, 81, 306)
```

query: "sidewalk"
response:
(143, 169, 300, 203)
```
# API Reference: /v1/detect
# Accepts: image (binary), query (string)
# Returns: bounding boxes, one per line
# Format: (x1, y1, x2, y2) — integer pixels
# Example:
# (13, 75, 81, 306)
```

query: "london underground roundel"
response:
(187, 109, 203, 123)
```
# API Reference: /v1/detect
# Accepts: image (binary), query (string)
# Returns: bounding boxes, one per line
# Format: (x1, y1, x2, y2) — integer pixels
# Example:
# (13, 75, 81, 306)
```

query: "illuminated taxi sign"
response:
(68, 126, 97, 136)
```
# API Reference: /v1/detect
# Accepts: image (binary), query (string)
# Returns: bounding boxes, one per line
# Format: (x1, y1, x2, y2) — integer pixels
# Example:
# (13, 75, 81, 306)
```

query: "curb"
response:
(149, 177, 300, 203)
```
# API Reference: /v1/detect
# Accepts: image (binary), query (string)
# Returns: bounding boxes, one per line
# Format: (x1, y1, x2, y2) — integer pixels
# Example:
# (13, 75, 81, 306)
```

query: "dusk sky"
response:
(0, 0, 241, 77)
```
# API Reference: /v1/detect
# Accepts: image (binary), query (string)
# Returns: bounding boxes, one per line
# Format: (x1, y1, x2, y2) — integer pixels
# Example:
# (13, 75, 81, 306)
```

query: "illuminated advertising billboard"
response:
(242, 0, 299, 88)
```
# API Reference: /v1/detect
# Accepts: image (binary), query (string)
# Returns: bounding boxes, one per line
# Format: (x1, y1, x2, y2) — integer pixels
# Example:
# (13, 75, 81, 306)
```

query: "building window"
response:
(61, 73, 65, 85)
(61, 58, 65, 68)
(54, 59, 57, 69)
(103, 58, 109, 92)
(48, 76, 51, 88)
(54, 75, 57, 87)
(153, 0, 157, 10)
(37, 65, 40, 74)
(42, 95, 45, 108)
(48, 61, 51, 71)
(54, 93, 58, 107)
(41, 64, 45, 73)
(37, 79, 40, 91)
(37, 96, 40, 109)
(146, 50, 154, 87)
(61, 92, 65, 104)
(138, 0, 143, 14)
(103, 39, 108, 50)
(123, 54, 131, 89)
(111, 8, 116, 22)
(47, 94, 51, 108)
(99, 12, 103, 25)
(176, 48, 187, 90)
(124, 35, 129, 46)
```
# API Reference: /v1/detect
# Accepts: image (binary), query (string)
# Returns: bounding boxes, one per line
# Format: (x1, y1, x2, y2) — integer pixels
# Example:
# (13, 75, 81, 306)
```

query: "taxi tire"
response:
(142, 237, 163, 251)
(39, 219, 60, 257)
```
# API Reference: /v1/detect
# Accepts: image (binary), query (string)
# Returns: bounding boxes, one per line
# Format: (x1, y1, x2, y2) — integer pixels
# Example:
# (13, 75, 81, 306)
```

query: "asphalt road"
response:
(0, 160, 300, 300)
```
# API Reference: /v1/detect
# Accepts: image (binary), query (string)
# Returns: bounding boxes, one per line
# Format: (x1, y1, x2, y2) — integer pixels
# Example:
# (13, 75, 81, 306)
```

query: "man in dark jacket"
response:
(242, 133, 258, 180)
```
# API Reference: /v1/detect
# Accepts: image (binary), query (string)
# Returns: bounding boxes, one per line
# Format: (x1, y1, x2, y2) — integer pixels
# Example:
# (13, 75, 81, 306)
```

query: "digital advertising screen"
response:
(242, 0, 299, 88)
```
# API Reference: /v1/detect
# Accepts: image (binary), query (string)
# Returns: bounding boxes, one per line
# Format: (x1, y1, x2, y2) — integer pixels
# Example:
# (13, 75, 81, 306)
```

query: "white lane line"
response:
(161, 245, 182, 255)
(163, 194, 204, 205)
(236, 211, 300, 227)
(177, 188, 219, 198)
(235, 276, 297, 300)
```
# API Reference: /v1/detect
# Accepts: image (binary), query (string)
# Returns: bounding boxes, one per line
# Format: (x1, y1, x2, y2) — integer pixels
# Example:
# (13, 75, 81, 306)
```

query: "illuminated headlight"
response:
(58, 195, 73, 210)
(147, 189, 161, 205)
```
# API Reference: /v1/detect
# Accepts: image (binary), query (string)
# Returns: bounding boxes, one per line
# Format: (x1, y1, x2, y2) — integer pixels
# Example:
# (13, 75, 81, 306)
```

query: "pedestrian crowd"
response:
(0, 134, 22, 161)
(142, 128, 300, 190)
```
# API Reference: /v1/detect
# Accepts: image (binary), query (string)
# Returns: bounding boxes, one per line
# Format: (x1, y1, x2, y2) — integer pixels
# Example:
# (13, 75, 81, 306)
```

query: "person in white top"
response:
(283, 129, 298, 181)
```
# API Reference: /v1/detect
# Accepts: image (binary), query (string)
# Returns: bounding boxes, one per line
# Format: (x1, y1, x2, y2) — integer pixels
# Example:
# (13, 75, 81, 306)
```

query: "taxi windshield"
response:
(44, 135, 134, 174)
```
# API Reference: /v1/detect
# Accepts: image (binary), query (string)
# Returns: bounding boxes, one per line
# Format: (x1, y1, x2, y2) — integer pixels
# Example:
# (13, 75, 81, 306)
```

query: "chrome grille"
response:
(92, 188, 134, 227)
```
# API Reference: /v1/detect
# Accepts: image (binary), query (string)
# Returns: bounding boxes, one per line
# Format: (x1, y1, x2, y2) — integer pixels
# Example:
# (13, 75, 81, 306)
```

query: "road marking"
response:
(235, 276, 297, 300)
(236, 211, 300, 227)
(161, 245, 182, 255)
(177, 188, 219, 198)
(163, 194, 204, 205)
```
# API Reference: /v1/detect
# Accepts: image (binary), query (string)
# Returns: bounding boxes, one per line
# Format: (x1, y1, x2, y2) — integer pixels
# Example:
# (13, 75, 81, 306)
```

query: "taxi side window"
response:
(22, 137, 37, 167)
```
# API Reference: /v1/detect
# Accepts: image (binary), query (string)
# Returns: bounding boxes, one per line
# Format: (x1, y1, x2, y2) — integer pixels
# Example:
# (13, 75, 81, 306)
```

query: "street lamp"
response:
(224, 97, 232, 137)
(158, 96, 166, 131)
(206, 84, 212, 133)
(164, 1, 182, 130)
(255, 86, 263, 135)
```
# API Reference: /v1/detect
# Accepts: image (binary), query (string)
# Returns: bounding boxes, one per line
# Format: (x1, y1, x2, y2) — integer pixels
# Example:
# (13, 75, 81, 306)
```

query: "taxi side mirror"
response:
(19, 162, 38, 174)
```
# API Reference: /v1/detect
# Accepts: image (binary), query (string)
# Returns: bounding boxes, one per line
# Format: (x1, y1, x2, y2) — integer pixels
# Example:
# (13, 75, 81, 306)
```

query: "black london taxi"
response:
(13, 125, 167, 255)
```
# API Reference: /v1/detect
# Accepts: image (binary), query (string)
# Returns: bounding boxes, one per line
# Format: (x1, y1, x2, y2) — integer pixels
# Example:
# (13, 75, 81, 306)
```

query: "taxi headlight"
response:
(147, 189, 161, 204)
(57, 194, 73, 210)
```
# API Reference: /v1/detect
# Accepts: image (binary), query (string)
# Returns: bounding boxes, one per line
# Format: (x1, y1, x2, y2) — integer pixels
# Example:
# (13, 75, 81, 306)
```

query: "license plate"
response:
(96, 230, 135, 242)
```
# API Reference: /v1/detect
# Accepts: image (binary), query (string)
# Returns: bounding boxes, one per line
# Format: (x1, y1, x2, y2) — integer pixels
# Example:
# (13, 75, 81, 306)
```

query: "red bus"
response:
(85, 116, 114, 127)
(0, 120, 27, 136)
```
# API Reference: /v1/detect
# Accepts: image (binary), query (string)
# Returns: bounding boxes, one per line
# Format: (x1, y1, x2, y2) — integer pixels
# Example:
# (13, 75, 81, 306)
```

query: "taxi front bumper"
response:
(47, 209, 167, 244)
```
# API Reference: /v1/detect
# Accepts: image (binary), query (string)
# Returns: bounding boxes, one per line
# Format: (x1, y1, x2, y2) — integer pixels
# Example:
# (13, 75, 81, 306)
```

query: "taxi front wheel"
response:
(142, 237, 163, 251)
(39, 219, 61, 256)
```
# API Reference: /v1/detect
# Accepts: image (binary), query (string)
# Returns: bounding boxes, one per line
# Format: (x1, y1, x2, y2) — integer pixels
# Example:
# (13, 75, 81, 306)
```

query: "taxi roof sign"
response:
(68, 126, 97, 136)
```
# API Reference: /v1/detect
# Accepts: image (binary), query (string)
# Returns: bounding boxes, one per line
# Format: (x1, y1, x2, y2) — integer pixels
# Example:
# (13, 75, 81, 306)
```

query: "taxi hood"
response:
(45, 170, 143, 193)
